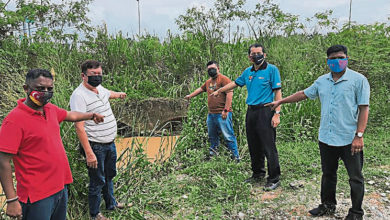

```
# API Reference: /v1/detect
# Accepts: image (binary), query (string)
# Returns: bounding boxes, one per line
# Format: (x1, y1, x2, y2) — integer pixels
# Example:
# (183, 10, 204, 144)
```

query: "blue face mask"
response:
(327, 58, 348, 73)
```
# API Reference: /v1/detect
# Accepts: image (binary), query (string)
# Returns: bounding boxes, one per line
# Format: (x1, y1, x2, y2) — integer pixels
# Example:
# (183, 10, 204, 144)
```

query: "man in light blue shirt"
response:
(266, 45, 369, 220)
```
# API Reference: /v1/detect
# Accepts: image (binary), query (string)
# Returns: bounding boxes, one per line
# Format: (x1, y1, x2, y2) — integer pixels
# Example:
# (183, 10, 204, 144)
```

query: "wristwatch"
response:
(275, 110, 281, 114)
(355, 132, 364, 138)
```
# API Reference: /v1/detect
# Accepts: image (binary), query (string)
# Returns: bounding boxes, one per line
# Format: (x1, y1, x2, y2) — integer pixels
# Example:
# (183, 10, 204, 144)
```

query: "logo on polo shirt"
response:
(209, 83, 217, 91)
(249, 76, 253, 81)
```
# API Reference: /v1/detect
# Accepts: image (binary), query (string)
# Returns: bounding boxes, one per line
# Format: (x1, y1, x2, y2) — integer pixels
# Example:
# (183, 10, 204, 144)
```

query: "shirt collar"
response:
(210, 73, 221, 80)
(250, 61, 268, 72)
(327, 68, 351, 83)
(17, 98, 47, 116)
(81, 83, 100, 95)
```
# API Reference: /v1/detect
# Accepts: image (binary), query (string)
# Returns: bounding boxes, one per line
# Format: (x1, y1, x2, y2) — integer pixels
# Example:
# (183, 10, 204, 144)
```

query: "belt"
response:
(248, 103, 269, 110)
(89, 141, 114, 146)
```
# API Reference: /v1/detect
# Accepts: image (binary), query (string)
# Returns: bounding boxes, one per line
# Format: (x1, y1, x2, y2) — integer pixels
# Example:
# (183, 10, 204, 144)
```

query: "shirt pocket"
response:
(341, 84, 356, 102)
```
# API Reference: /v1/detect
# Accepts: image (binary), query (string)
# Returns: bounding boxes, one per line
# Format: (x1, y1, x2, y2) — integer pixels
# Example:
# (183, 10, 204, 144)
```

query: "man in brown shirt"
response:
(185, 61, 240, 161)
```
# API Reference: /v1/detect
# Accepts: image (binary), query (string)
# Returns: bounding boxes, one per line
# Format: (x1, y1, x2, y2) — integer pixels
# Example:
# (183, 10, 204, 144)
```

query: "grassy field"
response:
(80, 131, 389, 219)
(0, 21, 389, 219)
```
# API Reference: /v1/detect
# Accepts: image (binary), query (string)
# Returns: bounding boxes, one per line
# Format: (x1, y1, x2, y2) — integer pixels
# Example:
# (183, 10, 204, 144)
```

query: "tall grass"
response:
(0, 22, 389, 219)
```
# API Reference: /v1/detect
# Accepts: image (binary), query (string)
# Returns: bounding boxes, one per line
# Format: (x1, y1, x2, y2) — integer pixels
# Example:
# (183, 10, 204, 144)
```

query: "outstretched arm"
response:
(211, 81, 238, 97)
(65, 111, 104, 124)
(110, 91, 127, 99)
(266, 90, 308, 110)
(185, 88, 204, 100)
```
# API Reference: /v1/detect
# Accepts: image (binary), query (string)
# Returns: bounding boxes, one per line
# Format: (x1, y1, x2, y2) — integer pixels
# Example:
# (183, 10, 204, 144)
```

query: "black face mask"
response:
(87, 75, 102, 87)
(208, 68, 218, 78)
(252, 54, 264, 65)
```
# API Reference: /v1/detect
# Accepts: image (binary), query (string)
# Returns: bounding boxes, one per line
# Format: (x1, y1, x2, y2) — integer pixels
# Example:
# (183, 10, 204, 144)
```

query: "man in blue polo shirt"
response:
(211, 43, 282, 191)
(266, 45, 370, 220)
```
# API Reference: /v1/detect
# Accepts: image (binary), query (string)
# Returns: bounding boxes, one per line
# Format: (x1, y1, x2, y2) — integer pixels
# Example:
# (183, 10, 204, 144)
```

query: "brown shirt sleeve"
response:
(201, 81, 207, 92)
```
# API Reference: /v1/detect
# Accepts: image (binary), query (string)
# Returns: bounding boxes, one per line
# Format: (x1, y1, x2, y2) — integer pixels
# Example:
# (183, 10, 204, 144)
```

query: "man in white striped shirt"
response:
(70, 60, 126, 220)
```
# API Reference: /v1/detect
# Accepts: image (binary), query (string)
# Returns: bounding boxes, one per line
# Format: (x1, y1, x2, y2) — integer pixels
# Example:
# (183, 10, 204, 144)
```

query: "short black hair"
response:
(25, 69, 53, 85)
(248, 43, 265, 55)
(326, 45, 348, 57)
(206, 60, 219, 67)
(81, 60, 102, 74)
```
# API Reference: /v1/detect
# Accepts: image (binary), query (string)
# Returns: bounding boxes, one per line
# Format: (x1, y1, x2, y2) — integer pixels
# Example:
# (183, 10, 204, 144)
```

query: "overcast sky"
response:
(86, 0, 389, 37)
(7, 0, 390, 37)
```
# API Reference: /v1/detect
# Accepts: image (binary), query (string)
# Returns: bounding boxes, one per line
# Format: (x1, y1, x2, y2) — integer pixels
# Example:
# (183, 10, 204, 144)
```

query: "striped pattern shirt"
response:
(70, 83, 117, 143)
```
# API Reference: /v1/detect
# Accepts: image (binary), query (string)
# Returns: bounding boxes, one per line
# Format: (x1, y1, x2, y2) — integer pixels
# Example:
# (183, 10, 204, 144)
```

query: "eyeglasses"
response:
(328, 56, 347, 60)
(250, 53, 263, 56)
(31, 86, 54, 92)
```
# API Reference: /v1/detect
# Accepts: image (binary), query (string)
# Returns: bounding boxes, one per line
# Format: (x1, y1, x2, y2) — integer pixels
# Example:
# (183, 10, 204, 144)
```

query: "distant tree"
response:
(175, 0, 246, 42)
(175, 0, 340, 40)
(0, 0, 93, 42)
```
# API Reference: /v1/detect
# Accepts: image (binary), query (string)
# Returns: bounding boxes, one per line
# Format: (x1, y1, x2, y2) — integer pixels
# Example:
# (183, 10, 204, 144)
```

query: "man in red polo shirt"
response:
(0, 69, 104, 220)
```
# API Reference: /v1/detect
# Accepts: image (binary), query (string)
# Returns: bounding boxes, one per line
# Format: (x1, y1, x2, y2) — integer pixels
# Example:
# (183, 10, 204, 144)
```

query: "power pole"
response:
(136, 0, 141, 36)
(348, 0, 353, 29)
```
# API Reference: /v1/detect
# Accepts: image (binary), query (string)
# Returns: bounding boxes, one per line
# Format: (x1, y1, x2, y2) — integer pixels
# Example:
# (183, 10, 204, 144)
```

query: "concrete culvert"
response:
(112, 97, 189, 137)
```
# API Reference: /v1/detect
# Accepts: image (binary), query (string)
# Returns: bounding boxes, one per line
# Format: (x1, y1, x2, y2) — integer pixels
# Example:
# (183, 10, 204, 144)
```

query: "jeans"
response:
(246, 105, 280, 183)
(21, 185, 68, 220)
(88, 142, 118, 217)
(206, 112, 240, 160)
(319, 142, 364, 216)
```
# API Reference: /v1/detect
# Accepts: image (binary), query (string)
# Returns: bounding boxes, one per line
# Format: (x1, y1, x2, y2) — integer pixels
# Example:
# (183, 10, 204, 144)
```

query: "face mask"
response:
(87, 75, 102, 87)
(29, 90, 53, 106)
(252, 54, 264, 65)
(208, 68, 218, 78)
(327, 58, 348, 73)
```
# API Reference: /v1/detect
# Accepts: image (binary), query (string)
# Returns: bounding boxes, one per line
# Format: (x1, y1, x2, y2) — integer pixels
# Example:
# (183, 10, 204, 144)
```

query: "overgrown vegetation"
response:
(1, 0, 389, 219)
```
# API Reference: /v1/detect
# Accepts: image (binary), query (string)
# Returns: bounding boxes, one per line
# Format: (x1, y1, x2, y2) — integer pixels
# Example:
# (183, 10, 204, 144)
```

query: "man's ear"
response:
(264, 53, 267, 58)
(23, 84, 29, 93)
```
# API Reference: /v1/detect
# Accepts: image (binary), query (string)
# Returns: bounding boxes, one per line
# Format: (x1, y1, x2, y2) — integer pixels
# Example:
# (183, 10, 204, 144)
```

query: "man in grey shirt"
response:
(70, 60, 127, 220)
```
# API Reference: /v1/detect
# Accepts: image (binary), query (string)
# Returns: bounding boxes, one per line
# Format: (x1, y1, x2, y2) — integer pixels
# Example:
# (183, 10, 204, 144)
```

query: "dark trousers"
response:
(246, 105, 280, 183)
(21, 185, 68, 220)
(319, 141, 364, 216)
(88, 142, 118, 217)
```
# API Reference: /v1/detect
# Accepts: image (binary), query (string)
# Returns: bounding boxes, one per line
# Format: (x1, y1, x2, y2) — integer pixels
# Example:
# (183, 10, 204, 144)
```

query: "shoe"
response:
(263, 180, 280, 191)
(206, 151, 218, 161)
(91, 213, 110, 220)
(308, 204, 336, 216)
(115, 202, 125, 209)
(345, 213, 363, 220)
(244, 174, 265, 183)
(107, 202, 127, 211)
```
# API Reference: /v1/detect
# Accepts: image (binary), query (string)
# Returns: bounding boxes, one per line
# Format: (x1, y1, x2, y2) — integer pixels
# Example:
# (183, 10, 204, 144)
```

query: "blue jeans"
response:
(88, 142, 118, 217)
(21, 185, 68, 220)
(206, 112, 239, 159)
